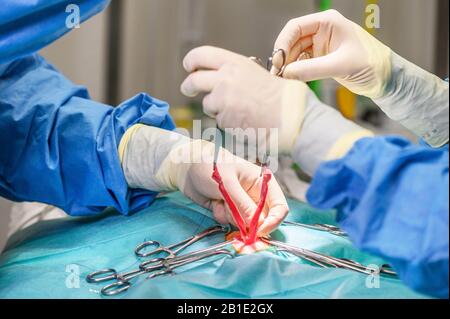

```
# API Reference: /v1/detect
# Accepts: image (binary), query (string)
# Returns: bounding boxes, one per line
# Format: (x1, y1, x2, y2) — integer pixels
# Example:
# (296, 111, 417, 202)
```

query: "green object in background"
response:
(308, 80, 322, 97)
(309, 0, 333, 98)
(319, 0, 333, 11)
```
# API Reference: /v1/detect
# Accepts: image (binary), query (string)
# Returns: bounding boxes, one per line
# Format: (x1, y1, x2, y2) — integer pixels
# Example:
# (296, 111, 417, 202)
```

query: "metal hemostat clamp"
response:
(263, 238, 397, 277)
(134, 225, 228, 258)
(282, 221, 348, 237)
(86, 226, 235, 296)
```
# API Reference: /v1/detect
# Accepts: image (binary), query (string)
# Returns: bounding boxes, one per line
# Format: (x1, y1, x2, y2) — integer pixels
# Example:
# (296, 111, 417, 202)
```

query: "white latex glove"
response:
(181, 46, 308, 154)
(273, 9, 449, 147)
(119, 124, 289, 236)
(272, 9, 392, 99)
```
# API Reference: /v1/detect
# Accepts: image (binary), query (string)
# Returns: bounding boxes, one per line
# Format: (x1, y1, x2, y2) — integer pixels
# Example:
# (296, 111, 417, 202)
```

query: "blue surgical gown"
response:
(0, 0, 110, 65)
(0, 0, 175, 215)
(307, 136, 449, 298)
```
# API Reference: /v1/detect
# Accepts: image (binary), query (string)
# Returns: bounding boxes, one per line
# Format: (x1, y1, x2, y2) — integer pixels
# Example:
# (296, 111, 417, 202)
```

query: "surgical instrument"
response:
(282, 220, 348, 237)
(209, 52, 283, 244)
(268, 48, 287, 76)
(87, 240, 235, 296)
(339, 258, 397, 277)
(135, 225, 228, 259)
(88, 240, 233, 284)
(211, 125, 248, 238)
(246, 154, 271, 244)
(251, 48, 287, 77)
(211, 127, 272, 245)
(138, 239, 234, 269)
(264, 239, 397, 277)
(267, 48, 311, 77)
(146, 249, 233, 280)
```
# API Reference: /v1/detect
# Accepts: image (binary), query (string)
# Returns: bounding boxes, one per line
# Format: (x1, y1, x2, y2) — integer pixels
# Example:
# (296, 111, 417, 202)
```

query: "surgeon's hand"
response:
(272, 9, 392, 99)
(119, 125, 289, 236)
(181, 46, 309, 153)
(178, 140, 289, 236)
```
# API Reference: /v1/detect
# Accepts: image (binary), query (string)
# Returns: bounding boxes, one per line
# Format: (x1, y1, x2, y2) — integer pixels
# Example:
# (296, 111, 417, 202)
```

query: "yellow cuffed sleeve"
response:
(118, 124, 146, 164)
(279, 80, 308, 153)
(326, 129, 374, 161)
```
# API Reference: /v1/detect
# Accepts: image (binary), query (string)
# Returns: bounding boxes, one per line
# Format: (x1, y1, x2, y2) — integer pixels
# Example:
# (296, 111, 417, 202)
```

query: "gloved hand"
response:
(180, 46, 373, 174)
(272, 9, 392, 99)
(181, 46, 309, 154)
(273, 9, 449, 147)
(119, 124, 289, 236)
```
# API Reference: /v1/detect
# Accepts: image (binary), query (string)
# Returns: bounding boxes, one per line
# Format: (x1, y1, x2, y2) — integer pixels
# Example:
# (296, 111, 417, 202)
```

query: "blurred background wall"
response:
(39, 0, 449, 108)
(1, 0, 449, 249)
(36, 0, 449, 138)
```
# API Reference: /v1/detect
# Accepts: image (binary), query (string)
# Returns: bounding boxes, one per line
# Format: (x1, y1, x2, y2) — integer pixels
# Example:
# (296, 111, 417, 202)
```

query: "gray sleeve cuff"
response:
(373, 53, 449, 147)
(292, 90, 365, 176)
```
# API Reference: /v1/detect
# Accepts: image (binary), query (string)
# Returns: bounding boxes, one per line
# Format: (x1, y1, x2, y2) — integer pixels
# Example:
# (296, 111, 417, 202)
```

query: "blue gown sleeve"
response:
(0, 54, 175, 216)
(0, 0, 110, 65)
(307, 136, 449, 298)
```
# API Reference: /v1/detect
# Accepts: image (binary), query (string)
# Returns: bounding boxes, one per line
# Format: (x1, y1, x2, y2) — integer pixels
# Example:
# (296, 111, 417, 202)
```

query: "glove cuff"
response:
(118, 124, 144, 163)
(120, 124, 191, 192)
(278, 80, 307, 153)
(337, 24, 392, 99)
(157, 139, 219, 192)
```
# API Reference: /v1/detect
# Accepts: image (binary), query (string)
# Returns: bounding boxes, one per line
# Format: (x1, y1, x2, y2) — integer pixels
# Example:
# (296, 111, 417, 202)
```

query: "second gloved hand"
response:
(119, 125, 289, 236)
(181, 46, 309, 154)
(273, 9, 449, 147)
(272, 9, 392, 99)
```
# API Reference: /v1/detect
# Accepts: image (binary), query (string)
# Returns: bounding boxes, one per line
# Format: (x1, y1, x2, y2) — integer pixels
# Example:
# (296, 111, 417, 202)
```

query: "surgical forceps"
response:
(282, 221, 348, 237)
(212, 126, 272, 245)
(87, 240, 235, 296)
(264, 239, 397, 277)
